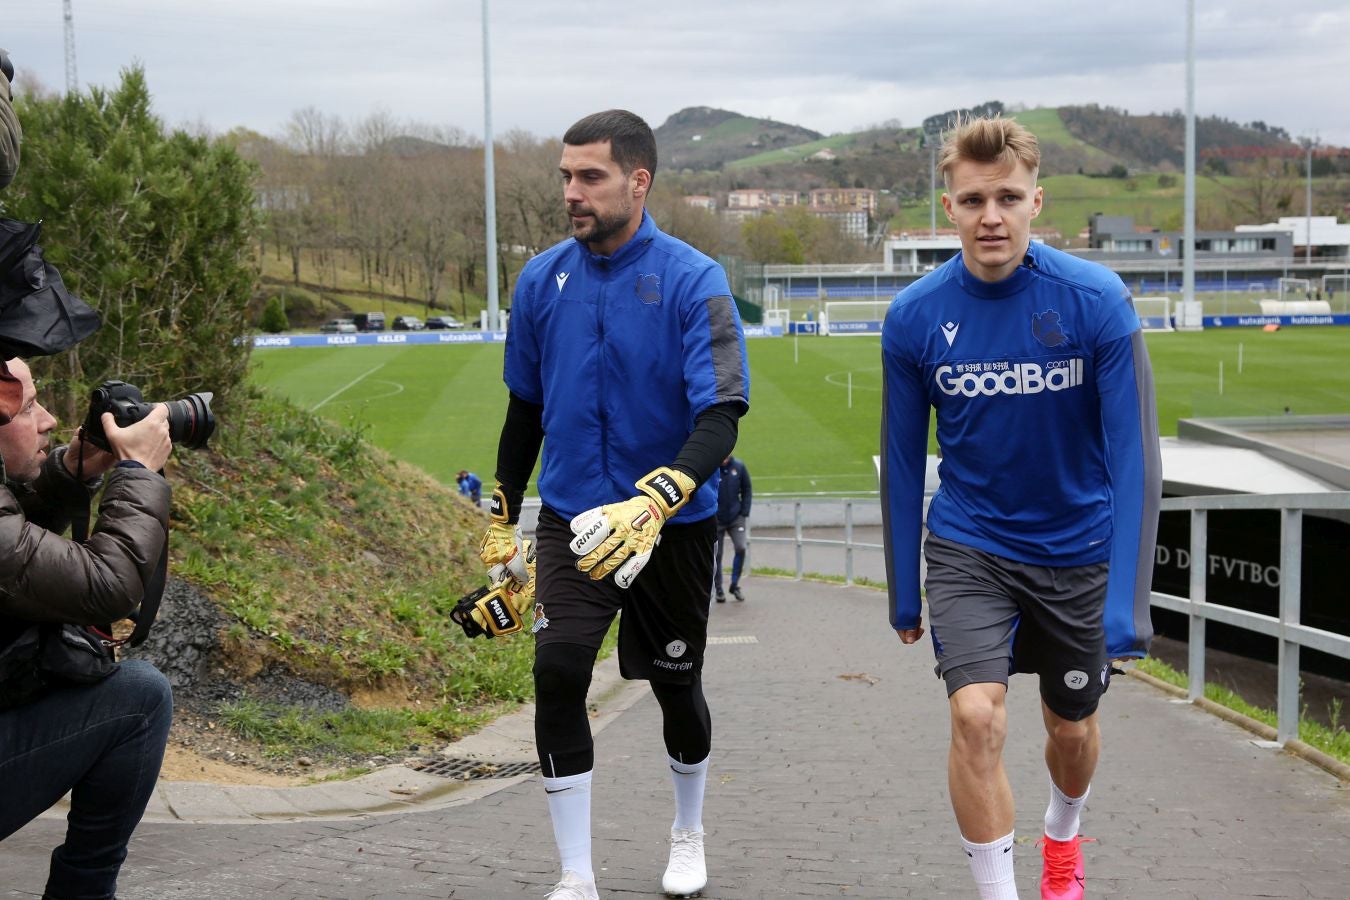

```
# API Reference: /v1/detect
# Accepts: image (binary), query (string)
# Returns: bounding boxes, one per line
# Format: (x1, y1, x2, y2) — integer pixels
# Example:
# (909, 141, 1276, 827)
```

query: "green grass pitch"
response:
(249, 328, 1350, 496)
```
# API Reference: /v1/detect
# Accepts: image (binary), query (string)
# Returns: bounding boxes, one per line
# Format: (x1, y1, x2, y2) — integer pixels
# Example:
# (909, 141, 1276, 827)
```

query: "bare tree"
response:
(1219, 158, 1297, 223)
(284, 106, 349, 157)
(497, 130, 568, 258)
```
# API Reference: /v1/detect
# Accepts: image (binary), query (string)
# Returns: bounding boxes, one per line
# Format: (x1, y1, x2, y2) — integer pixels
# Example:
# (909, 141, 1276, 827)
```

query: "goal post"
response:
(1133, 296, 1174, 332)
(1321, 274, 1350, 295)
(821, 299, 888, 336)
(1277, 277, 1312, 301)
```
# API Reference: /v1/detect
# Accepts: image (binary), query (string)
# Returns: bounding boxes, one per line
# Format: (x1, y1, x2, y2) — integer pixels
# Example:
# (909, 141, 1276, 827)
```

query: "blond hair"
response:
(937, 116, 1040, 187)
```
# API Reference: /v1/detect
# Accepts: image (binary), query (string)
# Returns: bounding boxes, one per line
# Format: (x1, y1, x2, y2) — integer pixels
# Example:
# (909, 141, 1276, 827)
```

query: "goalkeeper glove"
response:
(452, 538, 536, 638)
(479, 483, 529, 584)
(569, 466, 696, 589)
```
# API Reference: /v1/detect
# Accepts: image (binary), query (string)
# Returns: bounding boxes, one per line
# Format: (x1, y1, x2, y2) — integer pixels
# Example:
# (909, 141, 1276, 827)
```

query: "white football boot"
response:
(544, 869, 599, 900)
(662, 827, 707, 897)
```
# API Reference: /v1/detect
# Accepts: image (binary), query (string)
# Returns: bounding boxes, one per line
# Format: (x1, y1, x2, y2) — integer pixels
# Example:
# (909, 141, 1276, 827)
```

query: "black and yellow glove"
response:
(452, 538, 536, 638)
(478, 483, 529, 583)
(568, 466, 696, 589)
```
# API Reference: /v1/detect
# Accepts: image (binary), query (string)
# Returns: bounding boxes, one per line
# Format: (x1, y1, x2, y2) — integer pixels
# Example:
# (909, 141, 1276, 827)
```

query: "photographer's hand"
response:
(104, 406, 171, 470)
(63, 429, 118, 479)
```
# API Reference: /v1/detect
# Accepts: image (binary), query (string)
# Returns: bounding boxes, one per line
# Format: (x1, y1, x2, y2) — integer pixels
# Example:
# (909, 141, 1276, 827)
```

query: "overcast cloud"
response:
(8, 1, 1349, 146)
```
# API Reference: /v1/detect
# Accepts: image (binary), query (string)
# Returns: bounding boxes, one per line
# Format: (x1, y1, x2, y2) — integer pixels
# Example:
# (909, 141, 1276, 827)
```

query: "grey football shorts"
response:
(923, 532, 1111, 722)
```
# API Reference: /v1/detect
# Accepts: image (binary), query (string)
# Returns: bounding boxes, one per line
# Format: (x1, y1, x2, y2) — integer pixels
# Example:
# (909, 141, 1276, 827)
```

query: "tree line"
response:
(232, 107, 876, 302)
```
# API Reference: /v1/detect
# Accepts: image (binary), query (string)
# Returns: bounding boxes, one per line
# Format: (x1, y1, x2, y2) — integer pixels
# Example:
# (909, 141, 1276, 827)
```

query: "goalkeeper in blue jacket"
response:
(881, 117, 1161, 900)
(473, 109, 749, 900)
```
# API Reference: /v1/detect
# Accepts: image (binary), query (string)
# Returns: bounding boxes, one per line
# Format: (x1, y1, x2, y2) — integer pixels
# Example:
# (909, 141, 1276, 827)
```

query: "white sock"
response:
(543, 771, 593, 882)
(1043, 780, 1090, 842)
(960, 831, 1019, 900)
(667, 753, 709, 831)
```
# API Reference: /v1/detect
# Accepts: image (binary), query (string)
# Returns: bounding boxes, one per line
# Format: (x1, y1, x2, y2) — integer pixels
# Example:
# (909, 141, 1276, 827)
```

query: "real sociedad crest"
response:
(1031, 309, 1070, 348)
(636, 273, 662, 305)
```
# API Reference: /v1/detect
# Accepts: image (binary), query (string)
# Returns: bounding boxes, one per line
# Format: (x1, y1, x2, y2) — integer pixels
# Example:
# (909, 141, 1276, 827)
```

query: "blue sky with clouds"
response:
(9, 1, 1349, 145)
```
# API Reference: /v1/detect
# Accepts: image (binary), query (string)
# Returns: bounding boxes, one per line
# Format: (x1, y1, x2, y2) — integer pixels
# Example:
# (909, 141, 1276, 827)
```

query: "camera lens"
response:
(165, 392, 215, 450)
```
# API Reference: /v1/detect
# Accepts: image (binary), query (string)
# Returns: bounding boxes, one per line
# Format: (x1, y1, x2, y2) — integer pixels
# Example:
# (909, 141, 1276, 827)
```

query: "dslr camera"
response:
(81, 380, 216, 452)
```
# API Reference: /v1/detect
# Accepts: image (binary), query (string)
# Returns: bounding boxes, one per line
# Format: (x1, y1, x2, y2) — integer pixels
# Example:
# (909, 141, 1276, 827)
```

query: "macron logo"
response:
(941, 321, 959, 347)
(555, 272, 570, 292)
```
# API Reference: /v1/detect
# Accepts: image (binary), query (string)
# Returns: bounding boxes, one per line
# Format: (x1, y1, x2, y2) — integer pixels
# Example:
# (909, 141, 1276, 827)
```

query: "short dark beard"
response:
(571, 198, 633, 253)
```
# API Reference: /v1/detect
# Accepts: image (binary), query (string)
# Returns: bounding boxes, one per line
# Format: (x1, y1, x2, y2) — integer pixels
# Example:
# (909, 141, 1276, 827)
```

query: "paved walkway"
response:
(3, 577, 1349, 898)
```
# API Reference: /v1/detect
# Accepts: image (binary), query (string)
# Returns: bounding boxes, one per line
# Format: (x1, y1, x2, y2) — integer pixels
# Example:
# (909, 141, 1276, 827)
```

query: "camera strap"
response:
(127, 541, 167, 647)
(69, 447, 168, 648)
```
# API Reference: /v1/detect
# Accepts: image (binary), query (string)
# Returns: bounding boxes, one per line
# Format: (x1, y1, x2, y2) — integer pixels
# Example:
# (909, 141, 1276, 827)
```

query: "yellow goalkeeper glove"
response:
(569, 466, 696, 589)
(452, 538, 537, 638)
(478, 483, 529, 583)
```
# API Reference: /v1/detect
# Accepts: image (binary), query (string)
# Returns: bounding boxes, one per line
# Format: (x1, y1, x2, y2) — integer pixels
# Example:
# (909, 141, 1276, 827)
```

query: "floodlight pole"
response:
(482, 0, 500, 332)
(929, 139, 937, 237)
(1304, 138, 1315, 265)
(1182, 0, 1196, 312)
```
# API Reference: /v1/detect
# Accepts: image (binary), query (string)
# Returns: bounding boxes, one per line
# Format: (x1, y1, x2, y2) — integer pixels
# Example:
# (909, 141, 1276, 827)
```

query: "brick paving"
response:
(3, 576, 1348, 898)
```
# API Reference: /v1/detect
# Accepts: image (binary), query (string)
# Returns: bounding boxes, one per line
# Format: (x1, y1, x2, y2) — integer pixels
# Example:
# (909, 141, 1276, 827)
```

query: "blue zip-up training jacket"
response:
(504, 211, 750, 523)
(880, 241, 1162, 658)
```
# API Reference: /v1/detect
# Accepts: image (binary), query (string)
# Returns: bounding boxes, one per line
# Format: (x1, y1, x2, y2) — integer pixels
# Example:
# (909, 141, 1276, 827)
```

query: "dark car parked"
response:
(392, 315, 426, 331)
(425, 315, 465, 330)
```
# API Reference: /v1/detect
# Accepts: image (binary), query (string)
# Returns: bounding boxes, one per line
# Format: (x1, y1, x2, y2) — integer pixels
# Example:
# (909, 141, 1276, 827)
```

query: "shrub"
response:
(259, 295, 289, 333)
(7, 66, 260, 420)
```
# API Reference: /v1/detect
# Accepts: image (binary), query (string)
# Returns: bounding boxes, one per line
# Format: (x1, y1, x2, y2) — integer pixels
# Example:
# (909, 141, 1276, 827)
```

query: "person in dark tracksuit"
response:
(713, 455, 751, 602)
(478, 110, 749, 900)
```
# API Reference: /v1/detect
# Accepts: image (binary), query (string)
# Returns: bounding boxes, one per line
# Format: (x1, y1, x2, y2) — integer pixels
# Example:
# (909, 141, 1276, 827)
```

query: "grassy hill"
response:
(658, 104, 1349, 231)
(148, 387, 540, 770)
(890, 171, 1248, 240)
(1013, 107, 1119, 169)
(726, 132, 868, 170)
(656, 106, 823, 171)
(253, 248, 524, 331)
(725, 107, 1127, 176)
(665, 103, 1309, 178)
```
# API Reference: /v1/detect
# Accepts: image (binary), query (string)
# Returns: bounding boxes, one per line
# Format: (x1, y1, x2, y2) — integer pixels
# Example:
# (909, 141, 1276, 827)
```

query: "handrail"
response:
(750, 492, 1350, 750)
(1150, 492, 1350, 745)
(747, 497, 885, 586)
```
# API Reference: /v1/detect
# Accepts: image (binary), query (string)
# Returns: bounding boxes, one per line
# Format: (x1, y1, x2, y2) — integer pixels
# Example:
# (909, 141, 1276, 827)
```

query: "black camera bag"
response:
(0, 622, 117, 711)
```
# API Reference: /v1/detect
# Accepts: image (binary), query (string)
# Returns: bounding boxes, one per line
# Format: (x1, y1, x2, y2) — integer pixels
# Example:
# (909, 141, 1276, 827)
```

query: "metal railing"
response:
(747, 497, 885, 585)
(1150, 491, 1350, 745)
(749, 492, 1350, 751)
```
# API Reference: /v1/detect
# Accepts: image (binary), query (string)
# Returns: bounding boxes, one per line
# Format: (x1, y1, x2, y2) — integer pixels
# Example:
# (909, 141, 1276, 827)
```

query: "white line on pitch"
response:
(312, 363, 385, 412)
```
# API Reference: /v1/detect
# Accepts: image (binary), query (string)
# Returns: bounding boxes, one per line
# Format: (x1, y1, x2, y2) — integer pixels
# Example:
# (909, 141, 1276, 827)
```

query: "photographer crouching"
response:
(0, 48, 178, 900)
(0, 360, 172, 899)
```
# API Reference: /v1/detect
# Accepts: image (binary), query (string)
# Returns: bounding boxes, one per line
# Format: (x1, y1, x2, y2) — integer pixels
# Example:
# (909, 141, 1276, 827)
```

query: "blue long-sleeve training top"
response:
(880, 242, 1162, 658)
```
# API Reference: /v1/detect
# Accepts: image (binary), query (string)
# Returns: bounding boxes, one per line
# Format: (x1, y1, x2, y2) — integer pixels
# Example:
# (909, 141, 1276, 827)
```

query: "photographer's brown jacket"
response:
(0, 449, 169, 632)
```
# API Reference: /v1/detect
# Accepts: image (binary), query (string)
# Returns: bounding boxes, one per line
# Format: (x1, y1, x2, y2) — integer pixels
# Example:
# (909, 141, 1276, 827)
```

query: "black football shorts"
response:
(533, 506, 716, 685)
